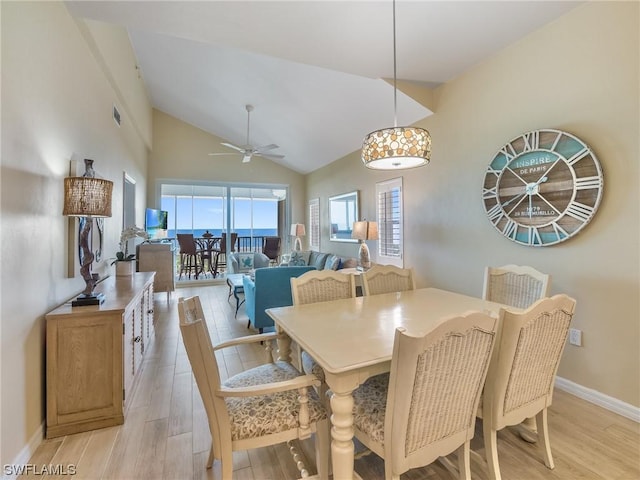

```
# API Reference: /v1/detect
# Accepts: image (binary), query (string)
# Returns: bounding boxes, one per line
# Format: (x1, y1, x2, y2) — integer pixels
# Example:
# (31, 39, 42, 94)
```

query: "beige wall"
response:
(1, 2, 151, 465)
(148, 109, 306, 249)
(307, 2, 639, 407)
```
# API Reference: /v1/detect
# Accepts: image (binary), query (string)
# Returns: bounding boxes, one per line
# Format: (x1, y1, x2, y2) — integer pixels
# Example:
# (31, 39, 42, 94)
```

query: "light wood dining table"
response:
(266, 287, 514, 480)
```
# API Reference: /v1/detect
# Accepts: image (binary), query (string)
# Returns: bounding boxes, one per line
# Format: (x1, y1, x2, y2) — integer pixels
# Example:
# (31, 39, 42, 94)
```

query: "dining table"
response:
(266, 286, 515, 480)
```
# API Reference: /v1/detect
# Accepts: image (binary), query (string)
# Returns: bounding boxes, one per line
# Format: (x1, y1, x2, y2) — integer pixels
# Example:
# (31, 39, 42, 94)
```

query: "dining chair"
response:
(352, 311, 500, 480)
(290, 270, 357, 398)
(482, 264, 551, 309)
(212, 232, 238, 276)
(176, 233, 202, 279)
(361, 265, 416, 296)
(475, 294, 576, 480)
(482, 264, 551, 441)
(262, 236, 281, 265)
(178, 296, 330, 479)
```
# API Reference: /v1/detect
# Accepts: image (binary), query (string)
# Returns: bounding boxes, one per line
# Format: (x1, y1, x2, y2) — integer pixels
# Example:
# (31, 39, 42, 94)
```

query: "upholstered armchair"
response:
(243, 265, 315, 333)
(227, 252, 271, 275)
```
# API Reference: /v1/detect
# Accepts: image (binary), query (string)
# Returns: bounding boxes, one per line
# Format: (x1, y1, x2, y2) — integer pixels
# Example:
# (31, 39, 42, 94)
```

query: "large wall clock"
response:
(482, 129, 603, 246)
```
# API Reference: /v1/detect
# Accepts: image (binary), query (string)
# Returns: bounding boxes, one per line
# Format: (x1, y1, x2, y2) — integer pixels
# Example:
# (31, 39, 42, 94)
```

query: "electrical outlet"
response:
(569, 328, 582, 346)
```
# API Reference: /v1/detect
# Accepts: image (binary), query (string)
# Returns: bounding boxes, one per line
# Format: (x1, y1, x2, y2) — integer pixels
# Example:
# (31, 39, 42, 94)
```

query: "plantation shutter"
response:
(376, 177, 403, 267)
(309, 198, 320, 251)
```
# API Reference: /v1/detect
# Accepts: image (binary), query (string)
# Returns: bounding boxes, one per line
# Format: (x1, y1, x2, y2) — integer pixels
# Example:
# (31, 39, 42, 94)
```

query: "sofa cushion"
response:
(289, 250, 310, 266)
(309, 251, 329, 270)
(324, 254, 341, 271)
(236, 253, 255, 272)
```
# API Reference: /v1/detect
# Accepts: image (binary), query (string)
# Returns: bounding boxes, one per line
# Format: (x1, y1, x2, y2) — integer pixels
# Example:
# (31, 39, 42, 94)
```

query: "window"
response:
(159, 183, 287, 251)
(376, 177, 403, 267)
(309, 198, 320, 251)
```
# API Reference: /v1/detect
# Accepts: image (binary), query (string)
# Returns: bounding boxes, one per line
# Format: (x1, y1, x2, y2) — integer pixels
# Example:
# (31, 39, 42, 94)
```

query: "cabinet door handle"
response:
(134, 336, 142, 343)
(147, 309, 154, 314)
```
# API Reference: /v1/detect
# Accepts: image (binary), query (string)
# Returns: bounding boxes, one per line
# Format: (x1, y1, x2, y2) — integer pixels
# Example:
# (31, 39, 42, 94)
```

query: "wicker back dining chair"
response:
(352, 311, 500, 480)
(475, 294, 576, 480)
(482, 263, 552, 440)
(482, 264, 551, 309)
(290, 270, 357, 399)
(362, 265, 416, 296)
(178, 296, 330, 479)
(290, 269, 356, 305)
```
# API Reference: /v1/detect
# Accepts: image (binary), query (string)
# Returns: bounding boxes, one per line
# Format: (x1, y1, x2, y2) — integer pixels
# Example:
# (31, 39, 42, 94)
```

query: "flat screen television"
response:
(145, 208, 168, 240)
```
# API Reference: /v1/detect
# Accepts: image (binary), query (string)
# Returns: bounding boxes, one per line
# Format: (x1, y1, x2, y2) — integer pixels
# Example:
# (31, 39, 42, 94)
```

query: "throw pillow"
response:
(324, 254, 341, 271)
(311, 252, 329, 270)
(289, 251, 308, 266)
(237, 253, 254, 272)
(341, 257, 358, 269)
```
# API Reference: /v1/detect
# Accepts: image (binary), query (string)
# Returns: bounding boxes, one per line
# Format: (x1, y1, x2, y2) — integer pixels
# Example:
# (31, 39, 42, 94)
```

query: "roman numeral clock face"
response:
(483, 129, 603, 246)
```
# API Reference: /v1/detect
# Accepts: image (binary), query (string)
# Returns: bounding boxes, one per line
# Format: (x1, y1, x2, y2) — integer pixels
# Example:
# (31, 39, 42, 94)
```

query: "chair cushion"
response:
(224, 361, 327, 441)
(353, 373, 390, 446)
(236, 253, 255, 272)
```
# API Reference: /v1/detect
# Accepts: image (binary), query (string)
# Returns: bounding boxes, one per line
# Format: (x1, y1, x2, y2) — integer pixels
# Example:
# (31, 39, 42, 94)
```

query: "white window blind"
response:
(309, 198, 320, 251)
(376, 177, 403, 267)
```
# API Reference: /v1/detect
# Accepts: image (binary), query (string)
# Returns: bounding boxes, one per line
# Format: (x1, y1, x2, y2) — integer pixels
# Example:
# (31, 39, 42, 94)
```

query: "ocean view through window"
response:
(158, 183, 287, 251)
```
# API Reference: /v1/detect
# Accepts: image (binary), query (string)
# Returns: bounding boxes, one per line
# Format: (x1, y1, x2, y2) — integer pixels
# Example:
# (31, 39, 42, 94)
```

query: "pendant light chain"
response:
(393, 0, 398, 128)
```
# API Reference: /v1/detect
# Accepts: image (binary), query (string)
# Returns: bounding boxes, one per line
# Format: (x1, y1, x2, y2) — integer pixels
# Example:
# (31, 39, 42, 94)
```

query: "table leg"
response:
(275, 327, 292, 363)
(329, 390, 357, 480)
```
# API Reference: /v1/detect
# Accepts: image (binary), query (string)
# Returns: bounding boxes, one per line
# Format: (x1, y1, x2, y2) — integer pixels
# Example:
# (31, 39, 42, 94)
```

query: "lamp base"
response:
(72, 292, 105, 307)
(358, 242, 371, 270)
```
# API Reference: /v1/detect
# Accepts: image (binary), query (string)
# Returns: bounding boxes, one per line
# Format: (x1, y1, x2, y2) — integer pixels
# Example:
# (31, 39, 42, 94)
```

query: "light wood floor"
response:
(27, 284, 639, 479)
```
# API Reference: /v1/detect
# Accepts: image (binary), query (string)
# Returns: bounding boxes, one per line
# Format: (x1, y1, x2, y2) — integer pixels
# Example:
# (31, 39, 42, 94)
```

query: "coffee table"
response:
(226, 274, 246, 316)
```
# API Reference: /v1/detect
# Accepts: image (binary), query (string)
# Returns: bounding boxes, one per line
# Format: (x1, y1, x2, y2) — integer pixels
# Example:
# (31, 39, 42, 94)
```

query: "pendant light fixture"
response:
(361, 0, 431, 170)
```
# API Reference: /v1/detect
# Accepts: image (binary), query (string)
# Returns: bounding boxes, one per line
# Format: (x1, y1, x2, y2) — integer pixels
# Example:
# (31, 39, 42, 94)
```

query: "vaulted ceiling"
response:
(66, 1, 582, 174)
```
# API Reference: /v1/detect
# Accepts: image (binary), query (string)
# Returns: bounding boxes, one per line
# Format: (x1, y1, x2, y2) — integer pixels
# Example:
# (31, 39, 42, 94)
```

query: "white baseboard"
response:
(2, 422, 44, 480)
(555, 376, 640, 423)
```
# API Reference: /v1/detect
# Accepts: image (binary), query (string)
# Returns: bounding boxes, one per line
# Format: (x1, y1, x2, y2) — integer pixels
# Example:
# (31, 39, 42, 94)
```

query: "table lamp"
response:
(290, 223, 306, 251)
(352, 221, 378, 269)
(63, 159, 113, 306)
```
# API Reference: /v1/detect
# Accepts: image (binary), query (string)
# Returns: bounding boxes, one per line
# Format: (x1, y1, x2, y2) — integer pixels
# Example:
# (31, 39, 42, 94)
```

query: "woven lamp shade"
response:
(63, 177, 113, 217)
(362, 127, 431, 170)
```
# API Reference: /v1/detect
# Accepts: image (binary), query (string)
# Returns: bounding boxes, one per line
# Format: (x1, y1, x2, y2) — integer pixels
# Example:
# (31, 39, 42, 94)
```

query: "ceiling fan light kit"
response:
(362, 0, 431, 170)
(209, 104, 284, 163)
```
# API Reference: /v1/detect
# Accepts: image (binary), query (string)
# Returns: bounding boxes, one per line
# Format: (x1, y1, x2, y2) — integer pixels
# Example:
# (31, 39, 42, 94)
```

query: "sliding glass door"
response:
(160, 183, 287, 253)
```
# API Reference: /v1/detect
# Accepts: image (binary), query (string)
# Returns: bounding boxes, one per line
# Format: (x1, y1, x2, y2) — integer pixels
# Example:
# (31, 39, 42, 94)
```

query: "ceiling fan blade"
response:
(208, 152, 239, 156)
(221, 142, 245, 153)
(256, 152, 285, 160)
(242, 154, 252, 163)
(255, 143, 279, 152)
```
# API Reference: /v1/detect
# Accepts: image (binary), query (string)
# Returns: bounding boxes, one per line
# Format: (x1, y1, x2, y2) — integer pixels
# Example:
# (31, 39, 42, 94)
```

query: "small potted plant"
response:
(112, 226, 149, 276)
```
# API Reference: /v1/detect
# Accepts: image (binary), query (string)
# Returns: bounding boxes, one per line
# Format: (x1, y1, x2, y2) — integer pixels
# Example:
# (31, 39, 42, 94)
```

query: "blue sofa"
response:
(243, 266, 316, 332)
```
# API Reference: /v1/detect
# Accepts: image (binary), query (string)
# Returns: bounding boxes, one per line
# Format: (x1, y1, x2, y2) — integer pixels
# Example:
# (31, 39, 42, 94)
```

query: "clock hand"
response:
(534, 175, 549, 187)
(529, 193, 533, 219)
(501, 191, 526, 208)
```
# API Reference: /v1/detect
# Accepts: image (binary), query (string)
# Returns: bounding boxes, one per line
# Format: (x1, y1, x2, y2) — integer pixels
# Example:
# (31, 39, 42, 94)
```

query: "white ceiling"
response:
(65, 1, 582, 174)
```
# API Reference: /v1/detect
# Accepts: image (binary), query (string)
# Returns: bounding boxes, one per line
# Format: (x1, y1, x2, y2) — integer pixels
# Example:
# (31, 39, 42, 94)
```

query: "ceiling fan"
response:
(208, 104, 284, 163)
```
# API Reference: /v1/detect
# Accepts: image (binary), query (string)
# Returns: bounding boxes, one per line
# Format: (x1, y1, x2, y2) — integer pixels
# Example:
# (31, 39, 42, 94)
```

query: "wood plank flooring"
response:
(25, 284, 639, 479)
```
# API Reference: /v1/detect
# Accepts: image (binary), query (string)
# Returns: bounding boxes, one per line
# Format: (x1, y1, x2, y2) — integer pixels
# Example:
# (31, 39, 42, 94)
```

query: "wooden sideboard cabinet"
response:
(137, 243, 175, 301)
(45, 272, 155, 438)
